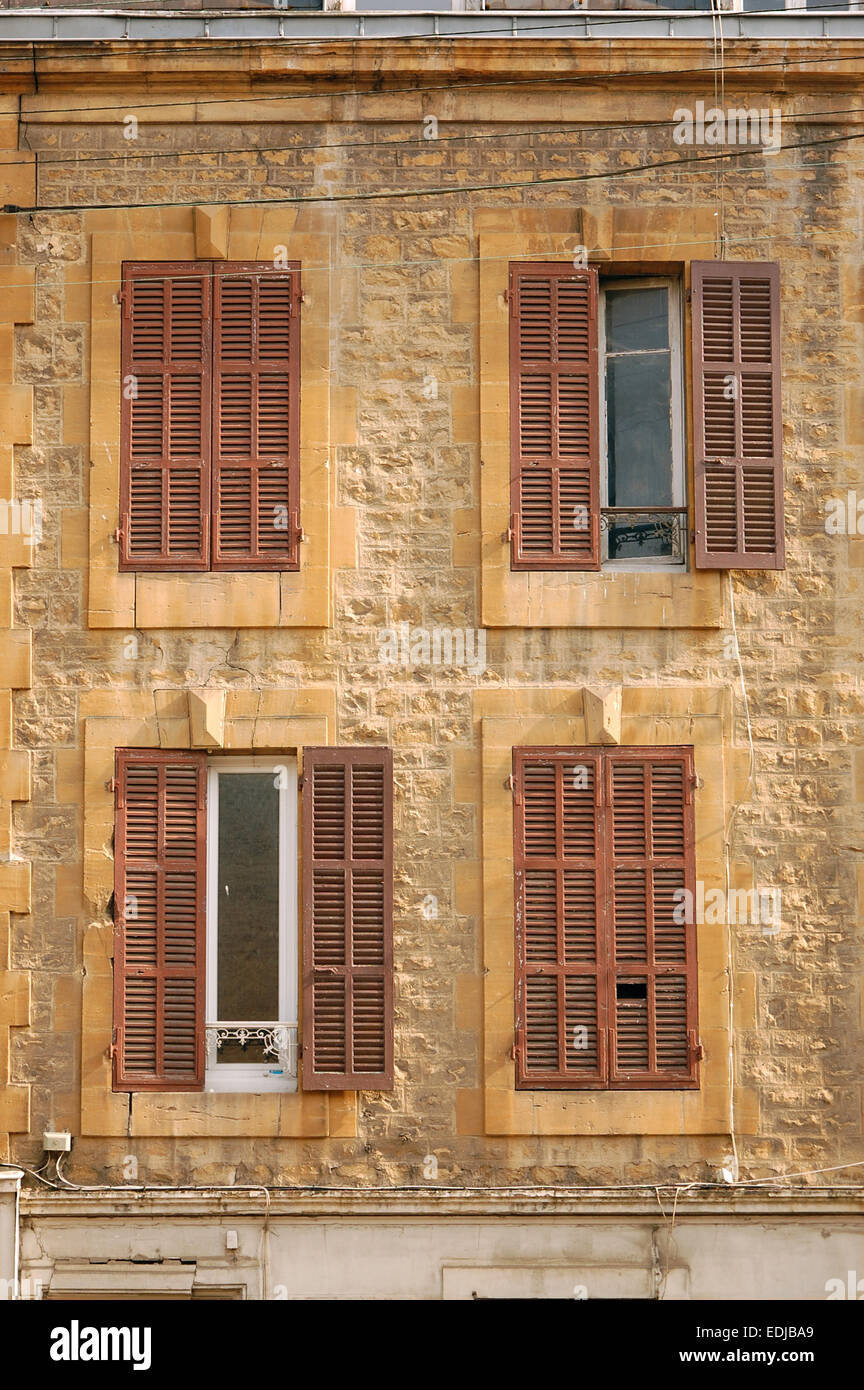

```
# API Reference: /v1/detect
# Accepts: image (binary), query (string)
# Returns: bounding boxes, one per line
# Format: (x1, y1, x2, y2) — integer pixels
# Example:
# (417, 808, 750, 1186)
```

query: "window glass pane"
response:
(216, 772, 279, 1025)
(605, 285, 668, 354)
(607, 353, 673, 510)
(605, 284, 676, 561)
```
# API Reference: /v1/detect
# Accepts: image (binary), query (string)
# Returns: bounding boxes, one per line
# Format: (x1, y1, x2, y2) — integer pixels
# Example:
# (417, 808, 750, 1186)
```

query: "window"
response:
(111, 746, 393, 1094)
(119, 261, 301, 573)
(512, 746, 700, 1091)
(600, 278, 686, 568)
(205, 758, 297, 1093)
(507, 258, 784, 573)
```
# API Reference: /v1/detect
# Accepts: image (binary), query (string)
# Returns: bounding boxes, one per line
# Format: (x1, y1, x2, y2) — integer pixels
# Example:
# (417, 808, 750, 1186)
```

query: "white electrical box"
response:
(43, 1131, 72, 1152)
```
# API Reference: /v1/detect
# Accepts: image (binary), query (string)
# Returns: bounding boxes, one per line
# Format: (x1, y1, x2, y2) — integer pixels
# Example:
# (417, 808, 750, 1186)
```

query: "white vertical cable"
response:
(723, 573, 757, 1180)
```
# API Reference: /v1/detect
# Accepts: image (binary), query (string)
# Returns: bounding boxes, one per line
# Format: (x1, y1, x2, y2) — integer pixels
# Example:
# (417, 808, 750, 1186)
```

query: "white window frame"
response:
(599, 275, 687, 572)
(205, 755, 298, 1094)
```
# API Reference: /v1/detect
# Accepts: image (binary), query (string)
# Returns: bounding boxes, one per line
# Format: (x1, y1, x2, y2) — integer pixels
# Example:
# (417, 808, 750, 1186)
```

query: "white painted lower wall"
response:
(15, 1188, 864, 1301)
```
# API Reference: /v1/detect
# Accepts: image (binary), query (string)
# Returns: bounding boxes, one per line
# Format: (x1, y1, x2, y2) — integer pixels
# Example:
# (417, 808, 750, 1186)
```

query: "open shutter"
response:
(113, 750, 206, 1091)
(692, 261, 784, 569)
(606, 749, 698, 1089)
(212, 262, 301, 571)
(513, 749, 607, 1088)
(302, 747, 394, 1090)
(509, 262, 600, 571)
(120, 262, 211, 570)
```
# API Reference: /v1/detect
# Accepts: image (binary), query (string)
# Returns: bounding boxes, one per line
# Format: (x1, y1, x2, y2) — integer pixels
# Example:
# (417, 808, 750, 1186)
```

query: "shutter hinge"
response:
(504, 513, 519, 546)
(297, 773, 304, 790)
(689, 1029, 704, 1063)
(503, 287, 510, 305)
(106, 777, 117, 793)
(686, 288, 692, 304)
(506, 772, 522, 806)
(110, 1028, 117, 1061)
(112, 527, 124, 544)
(297, 1042, 303, 1059)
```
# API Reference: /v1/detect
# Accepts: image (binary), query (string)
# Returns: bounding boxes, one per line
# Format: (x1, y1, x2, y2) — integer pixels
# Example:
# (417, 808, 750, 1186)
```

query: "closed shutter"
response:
(509, 262, 600, 571)
(692, 261, 784, 569)
(513, 749, 606, 1088)
(606, 749, 698, 1088)
(302, 747, 394, 1090)
(113, 750, 207, 1091)
(120, 263, 211, 570)
(513, 747, 698, 1090)
(212, 262, 301, 571)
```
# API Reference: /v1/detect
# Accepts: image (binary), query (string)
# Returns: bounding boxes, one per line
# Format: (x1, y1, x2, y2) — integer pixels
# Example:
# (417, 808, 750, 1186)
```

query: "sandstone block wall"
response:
(0, 38, 862, 1187)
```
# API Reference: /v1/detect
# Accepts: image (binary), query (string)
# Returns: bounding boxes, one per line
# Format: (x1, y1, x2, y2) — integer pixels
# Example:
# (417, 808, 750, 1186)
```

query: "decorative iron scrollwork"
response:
(205, 1023, 298, 1075)
(600, 507, 688, 562)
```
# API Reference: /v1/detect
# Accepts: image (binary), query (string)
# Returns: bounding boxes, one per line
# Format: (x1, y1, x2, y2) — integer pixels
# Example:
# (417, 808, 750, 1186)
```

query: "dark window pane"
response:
(605, 286, 668, 354)
(606, 353, 674, 559)
(216, 772, 279, 1022)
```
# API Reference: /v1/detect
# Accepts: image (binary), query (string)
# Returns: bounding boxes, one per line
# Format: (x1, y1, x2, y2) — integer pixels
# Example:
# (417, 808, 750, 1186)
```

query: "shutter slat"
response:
(302, 747, 394, 1091)
(692, 261, 784, 569)
(113, 750, 206, 1091)
(212, 262, 300, 572)
(509, 263, 600, 571)
(120, 263, 211, 571)
(514, 747, 699, 1091)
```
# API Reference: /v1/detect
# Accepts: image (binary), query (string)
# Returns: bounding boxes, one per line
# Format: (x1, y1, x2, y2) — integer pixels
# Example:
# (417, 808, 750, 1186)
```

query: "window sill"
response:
(481, 560, 722, 629)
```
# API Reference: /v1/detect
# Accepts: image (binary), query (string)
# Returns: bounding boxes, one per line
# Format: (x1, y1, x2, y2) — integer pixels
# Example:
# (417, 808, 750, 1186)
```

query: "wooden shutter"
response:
(120, 263, 211, 570)
(513, 749, 606, 1088)
(692, 261, 784, 569)
(513, 747, 698, 1090)
(113, 750, 206, 1091)
(302, 747, 394, 1090)
(509, 262, 600, 571)
(212, 262, 301, 571)
(606, 749, 698, 1089)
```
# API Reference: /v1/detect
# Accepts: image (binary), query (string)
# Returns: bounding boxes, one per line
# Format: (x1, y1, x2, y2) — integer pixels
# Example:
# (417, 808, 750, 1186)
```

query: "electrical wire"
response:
(4, 0, 864, 67)
(6, 1160, 864, 1194)
(4, 122, 863, 214)
(12, 42, 864, 123)
(0, 100, 860, 176)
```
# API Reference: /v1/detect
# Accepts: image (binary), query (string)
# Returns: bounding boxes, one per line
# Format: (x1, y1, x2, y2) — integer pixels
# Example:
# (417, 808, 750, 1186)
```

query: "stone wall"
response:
(1, 39, 863, 1187)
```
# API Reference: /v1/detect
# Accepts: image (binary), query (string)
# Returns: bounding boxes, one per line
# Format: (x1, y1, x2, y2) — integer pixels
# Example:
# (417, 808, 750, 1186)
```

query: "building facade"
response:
(0, 3, 863, 1299)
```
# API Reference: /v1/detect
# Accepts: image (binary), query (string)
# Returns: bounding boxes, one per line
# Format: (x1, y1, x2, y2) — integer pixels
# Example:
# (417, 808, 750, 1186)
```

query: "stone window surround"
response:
(87, 207, 344, 632)
(474, 684, 758, 1137)
(79, 683, 358, 1140)
(478, 208, 726, 629)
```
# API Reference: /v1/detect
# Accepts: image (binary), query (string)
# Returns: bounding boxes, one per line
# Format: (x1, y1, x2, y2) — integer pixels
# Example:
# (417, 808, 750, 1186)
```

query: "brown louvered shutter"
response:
(692, 261, 784, 569)
(606, 749, 698, 1089)
(513, 749, 606, 1088)
(509, 262, 600, 571)
(212, 262, 301, 571)
(513, 747, 698, 1090)
(120, 263, 211, 570)
(113, 750, 206, 1091)
(302, 747, 394, 1091)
